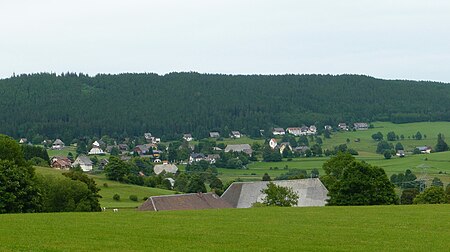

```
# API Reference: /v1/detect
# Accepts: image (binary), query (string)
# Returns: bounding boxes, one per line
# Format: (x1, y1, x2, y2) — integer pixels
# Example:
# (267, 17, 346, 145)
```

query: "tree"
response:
(395, 142, 404, 151)
(434, 133, 449, 152)
(262, 173, 271, 181)
(186, 175, 207, 193)
(400, 188, 419, 204)
(371, 132, 383, 141)
(383, 150, 392, 159)
(386, 131, 396, 141)
(376, 141, 393, 154)
(261, 182, 299, 207)
(415, 131, 422, 140)
(431, 177, 444, 188)
(110, 147, 120, 156)
(104, 156, 130, 181)
(413, 186, 446, 204)
(327, 161, 398, 206)
(0, 135, 41, 213)
(209, 177, 224, 191)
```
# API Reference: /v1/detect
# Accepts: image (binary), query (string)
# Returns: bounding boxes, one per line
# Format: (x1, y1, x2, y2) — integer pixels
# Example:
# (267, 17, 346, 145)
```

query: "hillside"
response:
(35, 167, 174, 208)
(2, 73, 450, 141)
(0, 205, 448, 251)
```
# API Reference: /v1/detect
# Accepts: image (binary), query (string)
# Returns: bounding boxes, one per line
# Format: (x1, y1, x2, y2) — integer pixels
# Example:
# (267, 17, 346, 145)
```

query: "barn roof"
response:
(138, 193, 232, 211)
(221, 178, 329, 208)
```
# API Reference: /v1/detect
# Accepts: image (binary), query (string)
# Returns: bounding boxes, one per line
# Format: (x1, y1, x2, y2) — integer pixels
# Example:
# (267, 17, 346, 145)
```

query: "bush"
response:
(103, 183, 108, 188)
(129, 195, 138, 201)
(113, 194, 120, 201)
(143, 197, 148, 201)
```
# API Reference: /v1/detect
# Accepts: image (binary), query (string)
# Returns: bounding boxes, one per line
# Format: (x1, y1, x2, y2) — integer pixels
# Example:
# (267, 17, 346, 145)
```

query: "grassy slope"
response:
(35, 167, 174, 208)
(0, 205, 448, 251)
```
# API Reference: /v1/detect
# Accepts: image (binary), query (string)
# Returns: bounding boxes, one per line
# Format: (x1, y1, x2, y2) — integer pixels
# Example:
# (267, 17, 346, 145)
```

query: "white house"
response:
(88, 147, 105, 155)
(183, 134, 193, 142)
(286, 127, 301, 136)
(52, 139, 65, 150)
(272, 128, 285, 136)
(72, 155, 93, 172)
(154, 163, 179, 175)
(230, 131, 241, 138)
(269, 138, 278, 149)
(209, 132, 220, 138)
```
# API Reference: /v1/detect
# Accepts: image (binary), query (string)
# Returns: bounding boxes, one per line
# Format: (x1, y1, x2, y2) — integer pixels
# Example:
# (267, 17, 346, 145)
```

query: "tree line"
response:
(2, 72, 450, 142)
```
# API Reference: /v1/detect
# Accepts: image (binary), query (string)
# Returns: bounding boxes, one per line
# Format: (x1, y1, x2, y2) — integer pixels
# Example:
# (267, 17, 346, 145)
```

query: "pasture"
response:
(0, 205, 448, 251)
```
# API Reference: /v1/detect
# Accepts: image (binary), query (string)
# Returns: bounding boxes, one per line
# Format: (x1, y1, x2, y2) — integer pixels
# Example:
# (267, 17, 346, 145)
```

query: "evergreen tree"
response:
(435, 133, 449, 152)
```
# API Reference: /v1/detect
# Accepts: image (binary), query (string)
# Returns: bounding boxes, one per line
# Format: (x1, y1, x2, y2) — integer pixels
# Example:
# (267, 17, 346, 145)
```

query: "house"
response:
(183, 134, 193, 142)
(98, 159, 109, 169)
(279, 142, 292, 154)
(269, 138, 278, 149)
(396, 150, 405, 157)
(416, 146, 432, 154)
(153, 163, 178, 175)
(52, 139, 65, 150)
(153, 158, 162, 163)
(138, 193, 232, 211)
(353, 122, 369, 130)
(144, 133, 160, 144)
(338, 123, 349, 131)
(134, 145, 150, 155)
(205, 154, 220, 164)
(88, 147, 105, 155)
(286, 127, 301, 136)
(72, 155, 93, 172)
(144, 132, 152, 141)
(308, 125, 317, 135)
(221, 178, 329, 208)
(324, 125, 332, 131)
(209, 131, 220, 138)
(294, 145, 310, 153)
(224, 144, 253, 156)
(19, 138, 28, 144)
(212, 146, 223, 151)
(230, 131, 241, 138)
(272, 128, 285, 136)
(51, 156, 72, 169)
(189, 153, 206, 163)
(92, 140, 105, 148)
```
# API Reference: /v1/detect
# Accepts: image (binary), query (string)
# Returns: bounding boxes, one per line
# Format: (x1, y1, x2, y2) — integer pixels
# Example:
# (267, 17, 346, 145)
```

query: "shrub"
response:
(143, 197, 148, 201)
(113, 194, 120, 201)
(103, 183, 108, 188)
(129, 195, 138, 201)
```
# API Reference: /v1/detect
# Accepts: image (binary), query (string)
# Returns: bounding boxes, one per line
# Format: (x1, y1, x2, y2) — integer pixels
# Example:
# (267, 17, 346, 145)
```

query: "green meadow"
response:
(0, 205, 448, 251)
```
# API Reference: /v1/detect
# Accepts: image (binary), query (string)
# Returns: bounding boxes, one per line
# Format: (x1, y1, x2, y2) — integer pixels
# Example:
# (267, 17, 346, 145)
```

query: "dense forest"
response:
(1, 72, 450, 141)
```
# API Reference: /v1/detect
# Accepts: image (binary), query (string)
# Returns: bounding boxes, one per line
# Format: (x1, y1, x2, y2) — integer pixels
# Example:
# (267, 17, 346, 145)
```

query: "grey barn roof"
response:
(138, 193, 232, 211)
(221, 178, 329, 208)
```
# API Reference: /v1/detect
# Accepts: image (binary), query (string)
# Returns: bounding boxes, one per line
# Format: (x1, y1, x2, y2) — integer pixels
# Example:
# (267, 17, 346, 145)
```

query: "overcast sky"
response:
(1, 0, 450, 82)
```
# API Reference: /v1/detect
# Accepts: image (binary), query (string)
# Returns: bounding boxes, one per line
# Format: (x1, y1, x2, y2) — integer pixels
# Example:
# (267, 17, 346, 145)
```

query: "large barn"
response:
(220, 178, 329, 208)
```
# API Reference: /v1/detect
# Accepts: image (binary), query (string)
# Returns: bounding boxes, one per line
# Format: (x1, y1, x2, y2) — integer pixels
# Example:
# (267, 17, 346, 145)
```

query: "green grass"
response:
(0, 205, 448, 251)
(34, 167, 174, 208)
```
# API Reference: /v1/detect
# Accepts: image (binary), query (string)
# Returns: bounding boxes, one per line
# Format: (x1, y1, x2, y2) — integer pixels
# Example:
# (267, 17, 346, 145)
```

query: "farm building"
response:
(138, 193, 232, 211)
(224, 144, 253, 156)
(221, 178, 329, 208)
(153, 163, 178, 175)
(72, 155, 93, 172)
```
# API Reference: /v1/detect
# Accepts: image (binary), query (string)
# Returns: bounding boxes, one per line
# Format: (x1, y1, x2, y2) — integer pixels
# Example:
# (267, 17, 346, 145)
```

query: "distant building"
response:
(72, 155, 93, 172)
(183, 134, 193, 142)
(52, 139, 65, 150)
(230, 131, 242, 138)
(338, 123, 349, 131)
(353, 122, 369, 130)
(51, 156, 72, 169)
(221, 178, 328, 208)
(416, 146, 431, 154)
(269, 138, 278, 149)
(209, 131, 220, 138)
(286, 127, 301, 136)
(224, 144, 253, 156)
(153, 163, 178, 175)
(19, 138, 28, 144)
(138, 193, 232, 211)
(272, 128, 285, 136)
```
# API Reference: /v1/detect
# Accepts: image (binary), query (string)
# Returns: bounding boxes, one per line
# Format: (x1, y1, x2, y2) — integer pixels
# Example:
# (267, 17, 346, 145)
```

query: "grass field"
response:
(0, 205, 448, 251)
(35, 167, 174, 208)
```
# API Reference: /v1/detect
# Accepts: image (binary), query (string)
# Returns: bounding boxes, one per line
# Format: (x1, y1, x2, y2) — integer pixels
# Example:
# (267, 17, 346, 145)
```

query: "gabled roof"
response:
(53, 139, 64, 145)
(138, 193, 232, 211)
(224, 144, 252, 153)
(221, 178, 328, 208)
(209, 131, 220, 137)
(190, 153, 206, 159)
(273, 128, 285, 132)
(153, 163, 178, 175)
(74, 155, 92, 165)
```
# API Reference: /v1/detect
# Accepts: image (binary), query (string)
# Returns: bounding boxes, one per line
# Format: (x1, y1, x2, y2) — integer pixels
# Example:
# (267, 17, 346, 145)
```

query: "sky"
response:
(1, 0, 450, 82)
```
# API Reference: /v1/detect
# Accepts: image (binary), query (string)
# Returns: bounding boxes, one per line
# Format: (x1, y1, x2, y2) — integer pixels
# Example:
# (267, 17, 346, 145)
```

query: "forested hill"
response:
(1, 72, 450, 141)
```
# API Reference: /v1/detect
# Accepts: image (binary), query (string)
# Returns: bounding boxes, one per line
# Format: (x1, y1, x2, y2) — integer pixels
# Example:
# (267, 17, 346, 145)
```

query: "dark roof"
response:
(138, 193, 232, 211)
(190, 153, 206, 159)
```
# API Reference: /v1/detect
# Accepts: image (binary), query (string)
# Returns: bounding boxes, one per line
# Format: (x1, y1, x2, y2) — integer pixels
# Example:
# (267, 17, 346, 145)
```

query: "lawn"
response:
(0, 205, 448, 251)
(34, 167, 174, 208)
